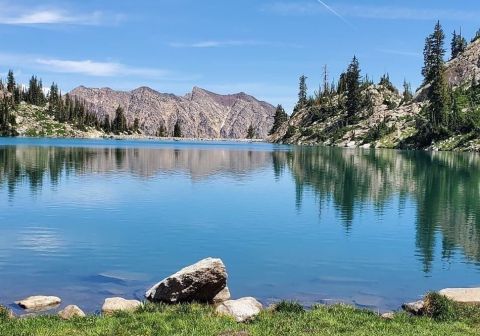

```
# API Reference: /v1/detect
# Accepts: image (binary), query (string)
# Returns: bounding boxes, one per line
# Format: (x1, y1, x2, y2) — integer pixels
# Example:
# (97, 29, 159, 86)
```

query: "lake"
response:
(1, 138, 480, 313)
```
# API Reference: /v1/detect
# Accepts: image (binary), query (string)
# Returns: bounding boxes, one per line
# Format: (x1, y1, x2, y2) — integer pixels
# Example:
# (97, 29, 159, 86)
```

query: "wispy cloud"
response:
(169, 40, 302, 48)
(35, 59, 168, 77)
(0, 53, 195, 80)
(263, 2, 480, 21)
(378, 49, 422, 58)
(0, 3, 123, 26)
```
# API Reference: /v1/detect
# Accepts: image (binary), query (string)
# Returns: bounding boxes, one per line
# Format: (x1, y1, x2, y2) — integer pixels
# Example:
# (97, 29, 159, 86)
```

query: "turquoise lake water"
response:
(1, 138, 480, 313)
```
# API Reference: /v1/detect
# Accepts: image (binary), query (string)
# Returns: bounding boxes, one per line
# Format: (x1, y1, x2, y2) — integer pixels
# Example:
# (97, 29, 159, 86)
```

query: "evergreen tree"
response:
(157, 124, 166, 137)
(6, 70, 15, 93)
(471, 29, 480, 43)
(133, 118, 140, 133)
(422, 21, 449, 136)
(345, 56, 361, 123)
(112, 106, 127, 134)
(26, 76, 46, 106)
(269, 104, 288, 135)
(103, 114, 111, 133)
(173, 120, 182, 137)
(247, 124, 256, 139)
(402, 80, 413, 102)
(379, 73, 396, 92)
(451, 30, 467, 59)
(297, 75, 308, 107)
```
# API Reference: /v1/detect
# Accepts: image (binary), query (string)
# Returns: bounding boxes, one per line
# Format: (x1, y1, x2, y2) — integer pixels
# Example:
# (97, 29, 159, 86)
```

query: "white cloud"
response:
(169, 40, 302, 48)
(0, 53, 188, 80)
(0, 3, 123, 26)
(263, 2, 480, 21)
(35, 58, 169, 78)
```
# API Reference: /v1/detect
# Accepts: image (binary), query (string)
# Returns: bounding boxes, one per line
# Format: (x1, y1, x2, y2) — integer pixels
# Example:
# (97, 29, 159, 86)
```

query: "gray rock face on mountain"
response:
(69, 86, 275, 139)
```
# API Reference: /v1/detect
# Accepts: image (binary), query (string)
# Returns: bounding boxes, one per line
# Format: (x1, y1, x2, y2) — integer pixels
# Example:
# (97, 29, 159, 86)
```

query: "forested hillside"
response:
(269, 23, 480, 152)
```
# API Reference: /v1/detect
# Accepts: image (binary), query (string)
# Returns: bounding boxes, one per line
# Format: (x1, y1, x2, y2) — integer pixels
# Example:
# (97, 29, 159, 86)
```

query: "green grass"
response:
(1, 301, 480, 336)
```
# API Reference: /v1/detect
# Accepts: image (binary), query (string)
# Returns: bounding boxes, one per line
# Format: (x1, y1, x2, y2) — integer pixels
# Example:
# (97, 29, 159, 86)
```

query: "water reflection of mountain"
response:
(275, 147, 480, 270)
(0, 146, 272, 195)
(2, 143, 480, 272)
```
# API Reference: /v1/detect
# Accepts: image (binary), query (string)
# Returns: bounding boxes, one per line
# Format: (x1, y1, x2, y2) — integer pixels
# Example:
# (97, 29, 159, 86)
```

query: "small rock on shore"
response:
(102, 297, 142, 315)
(216, 297, 263, 322)
(15, 296, 61, 311)
(58, 305, 86, 319)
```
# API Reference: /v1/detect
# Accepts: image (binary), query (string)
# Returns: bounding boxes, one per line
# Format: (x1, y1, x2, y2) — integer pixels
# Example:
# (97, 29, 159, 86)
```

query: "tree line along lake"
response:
(0, 137, 479, 313)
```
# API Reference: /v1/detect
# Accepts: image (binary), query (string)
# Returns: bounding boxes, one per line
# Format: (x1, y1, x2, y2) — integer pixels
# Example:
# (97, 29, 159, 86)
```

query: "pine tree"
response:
(112, 106, 127, 134)
(423, 21, 449, 136)
(345, 56, 361, 123)
(157, 124, 166, 137)
(402, 80, 413, 102)
(133, 118, 140, 133)
(173, 120, 182, 137)
(269, 104, 288, 135)
(297, 75, 308, 107)
(247, 124, 256, 139)
(6, 70, 15, 93)
(103, 114, 111, 133)
(451, 30, 467, 59)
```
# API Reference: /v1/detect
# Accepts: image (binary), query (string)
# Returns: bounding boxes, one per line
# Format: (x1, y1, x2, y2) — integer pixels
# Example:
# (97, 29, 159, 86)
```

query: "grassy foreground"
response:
(1, 298, 480, 336)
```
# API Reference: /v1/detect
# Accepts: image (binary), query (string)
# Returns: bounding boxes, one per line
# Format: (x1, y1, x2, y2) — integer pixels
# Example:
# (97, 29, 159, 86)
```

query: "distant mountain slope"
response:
(69, 86, 275, 139)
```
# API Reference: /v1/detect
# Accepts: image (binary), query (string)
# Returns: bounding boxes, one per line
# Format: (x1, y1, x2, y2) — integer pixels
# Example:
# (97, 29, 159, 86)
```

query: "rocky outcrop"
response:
(215, 297, 263, 322)
(146, 257, 227, 303)
(69, 86, 275, 139)
(101, 297, 142, 314)
(439, 288, 480, 304)
(15, 296, 61, 311)
(445, 39, 480, 88)
(58, 305, 86, 319)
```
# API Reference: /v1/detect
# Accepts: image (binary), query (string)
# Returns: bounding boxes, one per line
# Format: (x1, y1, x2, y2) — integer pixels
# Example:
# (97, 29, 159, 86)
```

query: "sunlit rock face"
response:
(69, 86, 276, 139)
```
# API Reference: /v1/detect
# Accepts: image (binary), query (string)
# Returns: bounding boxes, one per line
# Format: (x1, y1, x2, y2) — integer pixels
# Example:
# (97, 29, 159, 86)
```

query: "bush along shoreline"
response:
(1, 258, 480, 335)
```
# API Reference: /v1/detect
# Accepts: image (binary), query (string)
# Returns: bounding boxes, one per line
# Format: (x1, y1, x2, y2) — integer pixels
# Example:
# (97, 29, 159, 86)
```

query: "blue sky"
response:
(1, 0, 479, 112)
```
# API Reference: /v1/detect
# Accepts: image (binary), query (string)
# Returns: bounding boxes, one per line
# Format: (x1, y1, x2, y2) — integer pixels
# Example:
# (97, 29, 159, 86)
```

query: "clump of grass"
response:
(423, 292, 457, 321)
(0, 306, 10, 320)
(273, 301, 305, 314)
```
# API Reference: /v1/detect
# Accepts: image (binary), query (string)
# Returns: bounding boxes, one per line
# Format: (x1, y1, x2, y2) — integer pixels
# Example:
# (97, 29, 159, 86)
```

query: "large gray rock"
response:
(216, 297, 263, 322)
(146, 257, 227, 304)
(439, 288, 480, 304)
(58, 305, 86, 319)
(402, 300, 424, 315)
(102, 297, 141, 315)
(15, 296, 61, 311)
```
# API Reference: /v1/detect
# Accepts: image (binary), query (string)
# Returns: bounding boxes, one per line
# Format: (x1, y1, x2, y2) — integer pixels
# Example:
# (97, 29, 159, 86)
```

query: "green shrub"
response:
(423, 292, 457, 321)
(273, 301, 305, 314)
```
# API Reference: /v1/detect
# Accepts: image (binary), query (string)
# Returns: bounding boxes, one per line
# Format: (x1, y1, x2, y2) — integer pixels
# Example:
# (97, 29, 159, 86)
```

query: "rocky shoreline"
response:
(2, 257, 479, 323)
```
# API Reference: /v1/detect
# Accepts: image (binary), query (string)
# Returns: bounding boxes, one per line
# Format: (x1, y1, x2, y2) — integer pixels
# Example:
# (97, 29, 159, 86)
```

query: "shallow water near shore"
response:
(1, 137, 480, 314)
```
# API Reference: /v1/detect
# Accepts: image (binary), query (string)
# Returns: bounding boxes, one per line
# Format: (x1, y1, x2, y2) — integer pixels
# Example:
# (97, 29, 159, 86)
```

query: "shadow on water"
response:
(1, 143, 480, 275)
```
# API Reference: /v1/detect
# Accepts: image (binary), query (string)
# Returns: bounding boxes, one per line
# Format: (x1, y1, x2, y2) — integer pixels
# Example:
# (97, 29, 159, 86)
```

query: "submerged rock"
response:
(216, 297, 263, 323)
(15, 296, 61, 311)
(439, 288, 480, 304)
(402, 300, 424, 315)
(213, 286, 231, 304)
(58, 305, 86, 319)
(146, 257, 227, 303)
(102, 297, 142, 315)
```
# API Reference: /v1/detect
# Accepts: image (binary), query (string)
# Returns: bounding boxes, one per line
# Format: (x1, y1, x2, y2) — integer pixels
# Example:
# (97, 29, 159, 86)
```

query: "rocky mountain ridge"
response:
(69, 86, 275, 139)
(269, 38, 480, 152)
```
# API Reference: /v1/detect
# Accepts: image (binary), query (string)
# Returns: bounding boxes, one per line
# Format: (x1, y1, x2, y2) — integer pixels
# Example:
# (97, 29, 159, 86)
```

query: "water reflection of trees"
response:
(0, 145, 272, 196)
(275, 147, 480, 270)
(2, 144, 480, 272)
